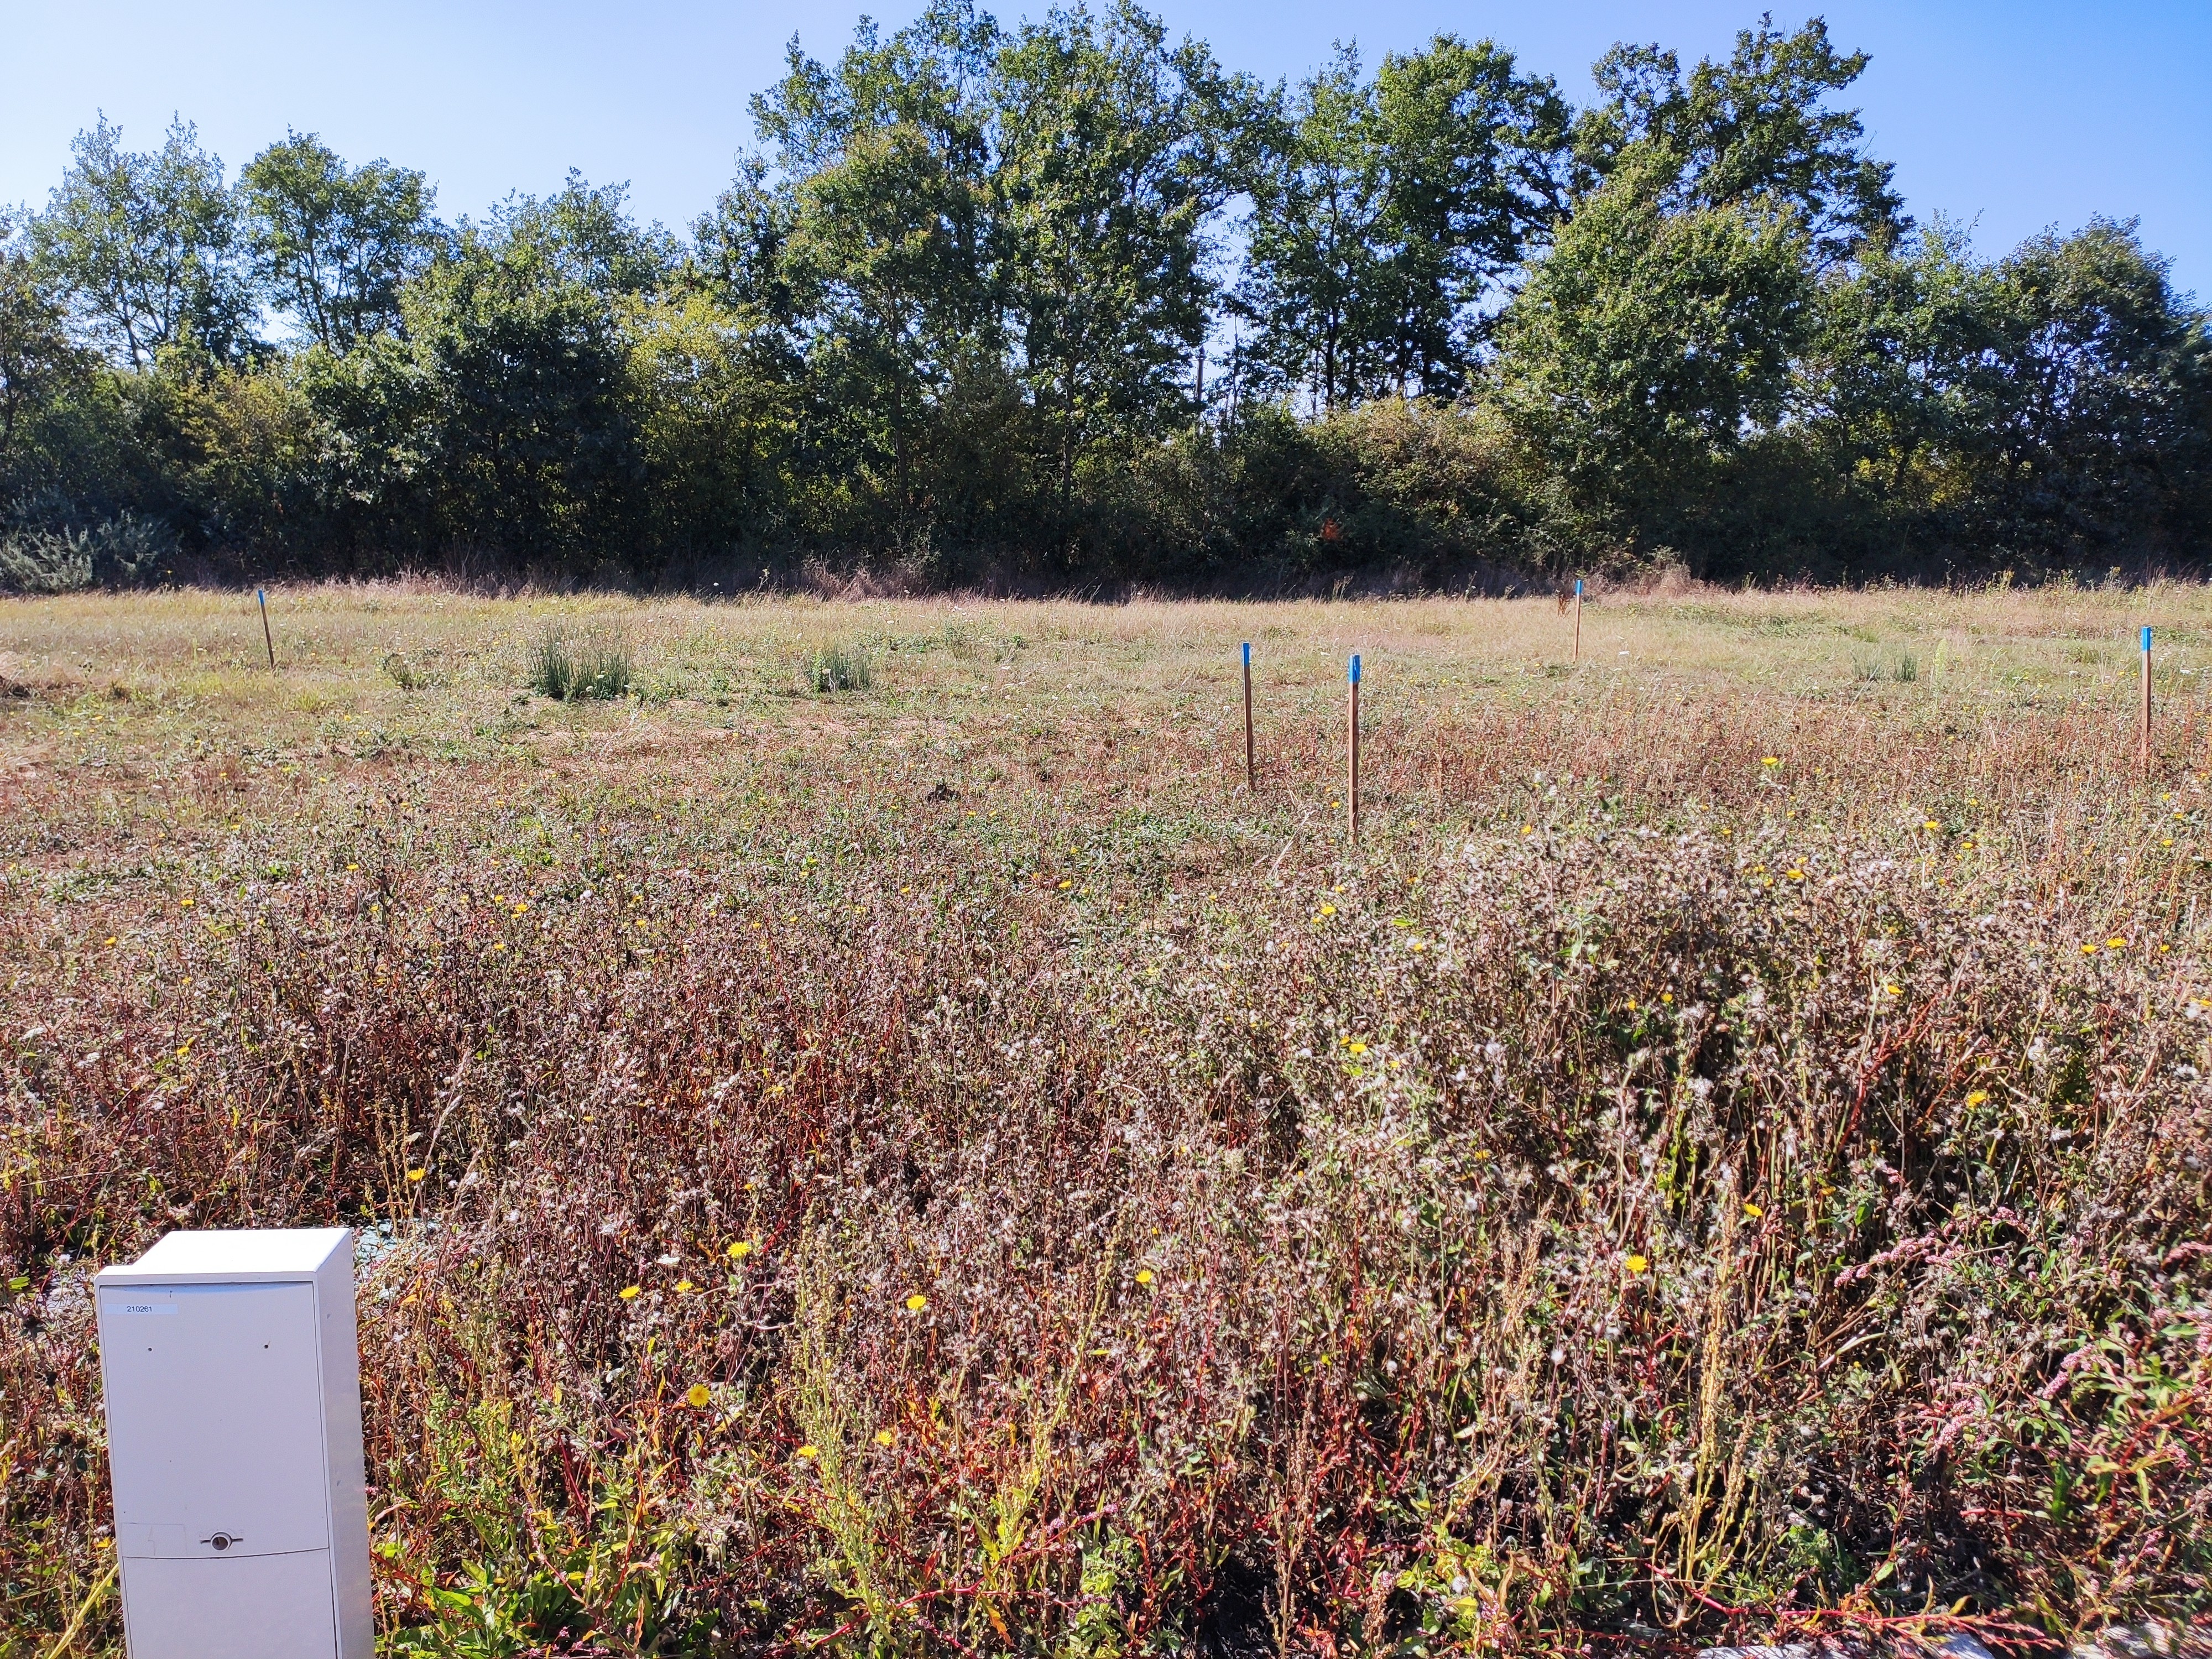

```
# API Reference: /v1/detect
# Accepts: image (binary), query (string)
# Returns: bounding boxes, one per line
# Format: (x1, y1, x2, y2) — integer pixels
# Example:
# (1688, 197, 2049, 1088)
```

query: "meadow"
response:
(0, 581, 2206, 1657)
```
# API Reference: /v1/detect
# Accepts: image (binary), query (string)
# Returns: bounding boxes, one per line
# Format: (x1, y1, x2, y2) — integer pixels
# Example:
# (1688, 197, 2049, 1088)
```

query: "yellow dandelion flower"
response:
(1965, 1091, 1989, 1106)
(180, 896, 193, 907)
(2080, 943, 2098, 955)
(1742, 1203, 1763, 1219)
(103, 936, 117, 947)
(905, 1293, 928, 1312)
(1135, 1269, 1155, 1285)
(619, 1285, 641, 1301)
(1660, 992, 1673, 1005)
(2105, 937, 2126, 950)
(1347, 1040, 1368, 1055)
(675, 1280, 696, 1295)
(1625, 1255, 1650, 1275)
(1409, 940, 1427, 952)
(727, 1240, 753, 1260)
(797, 1444, 818, 1460)
(405, 1167, 426, 1182)
(1761, 757, 1780, 767)
(686, 1384, 711, 1408)
(875, 1428, 896, 1446)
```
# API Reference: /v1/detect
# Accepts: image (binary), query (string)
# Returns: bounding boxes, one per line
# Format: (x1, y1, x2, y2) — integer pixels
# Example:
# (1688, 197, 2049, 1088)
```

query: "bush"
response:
(525, 624, 632, 700)
(0, 510, 174, 593)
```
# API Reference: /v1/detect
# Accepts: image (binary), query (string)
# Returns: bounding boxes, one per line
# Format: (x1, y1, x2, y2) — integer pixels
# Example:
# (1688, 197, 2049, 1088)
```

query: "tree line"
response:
(2, 2, 2207, 592)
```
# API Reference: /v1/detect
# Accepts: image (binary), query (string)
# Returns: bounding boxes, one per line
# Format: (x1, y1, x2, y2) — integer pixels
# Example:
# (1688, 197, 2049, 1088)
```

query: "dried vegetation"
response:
(1, 583, 2207, 1655)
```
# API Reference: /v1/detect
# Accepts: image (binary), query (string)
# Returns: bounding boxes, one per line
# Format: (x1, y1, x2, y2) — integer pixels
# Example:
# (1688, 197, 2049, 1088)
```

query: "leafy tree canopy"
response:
(241, 132, 440, 351)
(1574, 15, 1905, 264)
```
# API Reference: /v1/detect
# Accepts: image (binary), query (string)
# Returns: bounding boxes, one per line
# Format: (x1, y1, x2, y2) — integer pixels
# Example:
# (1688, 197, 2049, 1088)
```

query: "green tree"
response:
(1963, 221, 2210, 555)
(1363, 36, 1571, 395)
(1493, 148, 1815, 531)
(1799, 217, 2212, 559)
(1238, 37, 1569, 411)
(0, 211, 92, 472)
(30, 115, 252, 368)
(375, 234, 641, 562)
(240, 132, 439, 351)
(1233, 46, 1388, 413)
(490, 173, 679, 298)
(1574, 17, 1903, 265)
(625, 291, 800, 559)
(738, 1, 1000, 525)
(1797, 218, 1988, 500)
(992, 1, 1258, 526)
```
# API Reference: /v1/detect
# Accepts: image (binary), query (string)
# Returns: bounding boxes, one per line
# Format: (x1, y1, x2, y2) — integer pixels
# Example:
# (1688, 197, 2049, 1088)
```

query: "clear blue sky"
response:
(2, 0, 2205, 300)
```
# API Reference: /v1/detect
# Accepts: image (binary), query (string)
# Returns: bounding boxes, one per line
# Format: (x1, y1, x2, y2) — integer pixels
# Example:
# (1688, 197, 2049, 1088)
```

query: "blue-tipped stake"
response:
(1572, 580, 1584, 661)
(1240, 641, 1255, 792)
(2141, 625, 2154, 767)
(1347, 654, 1362, 842)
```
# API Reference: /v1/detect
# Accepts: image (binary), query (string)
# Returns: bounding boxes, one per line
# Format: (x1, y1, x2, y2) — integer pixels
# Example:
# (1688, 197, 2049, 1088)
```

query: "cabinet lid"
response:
(98, 1228, 352, 1285)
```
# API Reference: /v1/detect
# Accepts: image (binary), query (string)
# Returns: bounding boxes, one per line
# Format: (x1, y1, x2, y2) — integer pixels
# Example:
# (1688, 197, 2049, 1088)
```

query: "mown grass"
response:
(1, 581, 2208, 1656)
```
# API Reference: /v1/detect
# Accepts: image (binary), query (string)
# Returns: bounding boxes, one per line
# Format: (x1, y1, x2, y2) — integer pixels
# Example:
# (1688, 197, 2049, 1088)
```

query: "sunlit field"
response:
(3, 581, 2208, 1656)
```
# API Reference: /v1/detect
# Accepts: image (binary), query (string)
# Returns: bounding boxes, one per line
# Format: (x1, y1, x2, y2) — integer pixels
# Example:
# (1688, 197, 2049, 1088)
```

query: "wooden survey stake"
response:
(1573, 578, 1584, 663)
(2141, 625, 2153, 768)
(1242, 641, 1255, 792)
(1348, 654, 1361, 843)
(258, 588, 276, 668)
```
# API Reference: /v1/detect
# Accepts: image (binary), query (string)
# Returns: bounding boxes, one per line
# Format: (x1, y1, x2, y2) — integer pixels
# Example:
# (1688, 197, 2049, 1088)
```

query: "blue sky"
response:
(2, 0, 2205, 300)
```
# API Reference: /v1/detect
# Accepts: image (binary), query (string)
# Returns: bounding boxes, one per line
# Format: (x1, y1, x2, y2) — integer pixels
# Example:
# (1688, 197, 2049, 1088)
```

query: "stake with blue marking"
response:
(1573, 578, 1584, 662)
(258, 587, 276, 669)
(1347, 653, 1361, 843)
(2141, 625, 2153, 768)
(1241, 641, 1255, 792)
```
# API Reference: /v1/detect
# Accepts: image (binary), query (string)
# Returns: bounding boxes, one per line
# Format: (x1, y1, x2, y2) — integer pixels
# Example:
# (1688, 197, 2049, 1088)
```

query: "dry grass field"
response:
(2, 581, 2208, 1657)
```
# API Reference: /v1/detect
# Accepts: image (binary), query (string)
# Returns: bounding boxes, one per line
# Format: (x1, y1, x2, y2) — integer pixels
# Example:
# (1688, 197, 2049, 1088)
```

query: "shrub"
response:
(0, 512, 173, 593)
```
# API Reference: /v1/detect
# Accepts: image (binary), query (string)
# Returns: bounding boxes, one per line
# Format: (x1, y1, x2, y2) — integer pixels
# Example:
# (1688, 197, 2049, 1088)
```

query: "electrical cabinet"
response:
(96, 1228, 373, 1659)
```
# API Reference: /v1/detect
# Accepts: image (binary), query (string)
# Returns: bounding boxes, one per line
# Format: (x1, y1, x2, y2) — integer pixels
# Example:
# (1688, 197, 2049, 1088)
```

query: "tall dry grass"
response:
(0, 586, 2206, 1656)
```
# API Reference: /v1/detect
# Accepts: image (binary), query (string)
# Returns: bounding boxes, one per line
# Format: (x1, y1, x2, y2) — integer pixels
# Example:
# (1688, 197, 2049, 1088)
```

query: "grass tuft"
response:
(526, 624, 632, 701)
(807, 639, 873, 693)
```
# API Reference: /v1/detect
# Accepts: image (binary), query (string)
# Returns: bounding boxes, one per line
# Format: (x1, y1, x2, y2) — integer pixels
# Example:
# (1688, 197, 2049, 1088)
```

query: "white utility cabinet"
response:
(95, 1228, 373, 1659)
